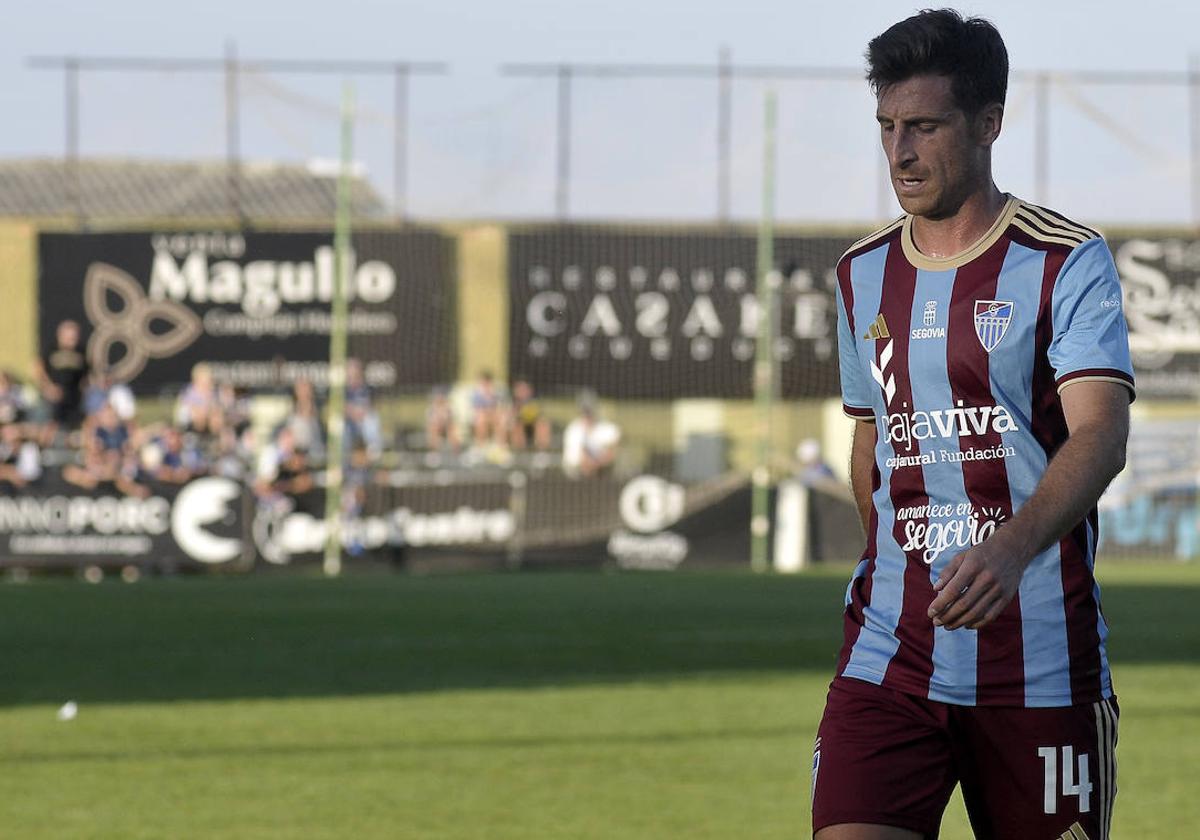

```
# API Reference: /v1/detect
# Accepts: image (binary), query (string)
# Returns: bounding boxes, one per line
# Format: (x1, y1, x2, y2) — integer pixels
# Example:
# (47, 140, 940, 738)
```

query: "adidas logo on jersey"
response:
(863, 314, 890, 340)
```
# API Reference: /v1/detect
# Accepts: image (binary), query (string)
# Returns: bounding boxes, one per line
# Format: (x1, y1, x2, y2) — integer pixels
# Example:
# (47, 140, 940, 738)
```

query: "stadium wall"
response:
(0, 222, 37, 379)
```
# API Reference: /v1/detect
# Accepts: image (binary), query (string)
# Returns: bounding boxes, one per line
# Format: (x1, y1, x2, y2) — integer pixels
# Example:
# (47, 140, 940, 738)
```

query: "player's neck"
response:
(909, 185, 1007, 260)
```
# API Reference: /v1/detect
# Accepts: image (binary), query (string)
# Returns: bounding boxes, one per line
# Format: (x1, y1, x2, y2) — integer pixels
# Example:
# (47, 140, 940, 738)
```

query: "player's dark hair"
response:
(866, 8, 1008, 114)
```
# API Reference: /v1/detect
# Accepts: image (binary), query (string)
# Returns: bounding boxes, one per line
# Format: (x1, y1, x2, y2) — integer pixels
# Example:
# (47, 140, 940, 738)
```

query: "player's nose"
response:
(884, 129, 917, 169)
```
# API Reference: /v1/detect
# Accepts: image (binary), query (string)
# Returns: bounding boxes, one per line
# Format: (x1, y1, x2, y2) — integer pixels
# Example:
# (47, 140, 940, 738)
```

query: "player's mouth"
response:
(896, 177, 926, 193)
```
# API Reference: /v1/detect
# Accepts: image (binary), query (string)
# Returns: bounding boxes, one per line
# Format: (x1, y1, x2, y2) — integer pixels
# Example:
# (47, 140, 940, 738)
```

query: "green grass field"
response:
(2, 563, 1197, 838)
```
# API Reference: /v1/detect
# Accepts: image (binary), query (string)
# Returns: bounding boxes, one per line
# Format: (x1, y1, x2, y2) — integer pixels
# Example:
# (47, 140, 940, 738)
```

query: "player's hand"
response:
(927, 530, 1031, 631)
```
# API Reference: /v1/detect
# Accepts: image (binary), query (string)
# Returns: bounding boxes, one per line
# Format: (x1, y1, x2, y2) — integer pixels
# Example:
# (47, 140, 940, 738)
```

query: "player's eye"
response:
(916, 123, 938, 134)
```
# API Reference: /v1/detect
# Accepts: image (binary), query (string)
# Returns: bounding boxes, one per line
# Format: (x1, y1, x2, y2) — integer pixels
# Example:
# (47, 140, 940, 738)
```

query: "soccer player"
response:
(814, 11, 1133, 840)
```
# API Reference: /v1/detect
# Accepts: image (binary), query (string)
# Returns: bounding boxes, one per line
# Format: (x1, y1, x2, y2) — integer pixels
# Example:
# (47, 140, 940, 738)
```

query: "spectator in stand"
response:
(216, 383, 251, 437)
(83, 366, 136, 424)
(176, 363, 222, 437)
(562, 402, 621, 478)
(63, 401, 147, 498)
(469, 370, 506, 447)
(143, 426, 206, 484)
(791, 437, 852, 502)
(0, 370, 29, 427)
(509, 378, 552, 452)
(281, 376, 325, 463)
(213, 426, 255, 481)
(254, 426, 315, 509)
(33, 319, 88, 444)
(0, 422, 41, 489)
(344, 358, 382, 459)
(426, 385, 460, 452)
(795, 439, 836, 486)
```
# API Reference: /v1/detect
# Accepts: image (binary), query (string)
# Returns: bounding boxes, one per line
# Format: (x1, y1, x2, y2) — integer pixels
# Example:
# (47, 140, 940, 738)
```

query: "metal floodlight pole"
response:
(394, 62, 410, 221)
(64, 57, 81, 226)
(1034, 72, 1050, 206)
(751, 90, 778, 575)
(224, 41, 243, 223)
(323, 82, 355, 579)
(1190, 54, 1200, 228)
(717, 46, 732, 223)
(556, 65, 572, 219)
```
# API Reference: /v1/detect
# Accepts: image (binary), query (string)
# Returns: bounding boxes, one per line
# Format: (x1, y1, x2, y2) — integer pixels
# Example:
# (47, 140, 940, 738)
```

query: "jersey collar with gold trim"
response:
(900, 195, 1020, 272)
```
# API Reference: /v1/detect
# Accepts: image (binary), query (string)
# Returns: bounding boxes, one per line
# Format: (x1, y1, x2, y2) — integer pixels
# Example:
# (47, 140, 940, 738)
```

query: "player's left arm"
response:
(928, 236, 1134, 631)
(927, 381, 1129, 630)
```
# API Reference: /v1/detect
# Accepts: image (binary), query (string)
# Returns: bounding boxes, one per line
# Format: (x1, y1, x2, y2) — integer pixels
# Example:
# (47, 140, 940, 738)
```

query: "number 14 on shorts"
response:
(1038, 745, 1092, 814)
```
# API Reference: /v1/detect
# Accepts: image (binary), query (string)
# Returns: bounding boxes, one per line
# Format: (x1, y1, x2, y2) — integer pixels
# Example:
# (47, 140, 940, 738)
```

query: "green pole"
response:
(751, 90, 778, 574)
(323, 82, 354, 578)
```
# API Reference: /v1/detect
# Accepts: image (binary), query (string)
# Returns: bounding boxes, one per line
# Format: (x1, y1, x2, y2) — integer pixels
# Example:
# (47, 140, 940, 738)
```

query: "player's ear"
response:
(975, 102, 1003, 147)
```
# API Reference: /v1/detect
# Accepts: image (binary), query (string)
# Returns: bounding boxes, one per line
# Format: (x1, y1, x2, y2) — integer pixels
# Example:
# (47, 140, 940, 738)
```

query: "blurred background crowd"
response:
(0, 318, 624, 509)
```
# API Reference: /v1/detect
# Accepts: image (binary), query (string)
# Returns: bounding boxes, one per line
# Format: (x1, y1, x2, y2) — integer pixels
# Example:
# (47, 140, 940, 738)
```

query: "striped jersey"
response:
(834, 196, 1134, 708)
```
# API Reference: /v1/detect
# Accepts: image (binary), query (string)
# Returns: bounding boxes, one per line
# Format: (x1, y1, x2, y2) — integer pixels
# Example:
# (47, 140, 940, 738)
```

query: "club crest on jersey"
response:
(973, 300, 1014, 352)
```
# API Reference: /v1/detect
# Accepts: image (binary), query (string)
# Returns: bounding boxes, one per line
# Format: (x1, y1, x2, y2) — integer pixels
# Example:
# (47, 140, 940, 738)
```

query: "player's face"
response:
(876, 74, 1000, 219)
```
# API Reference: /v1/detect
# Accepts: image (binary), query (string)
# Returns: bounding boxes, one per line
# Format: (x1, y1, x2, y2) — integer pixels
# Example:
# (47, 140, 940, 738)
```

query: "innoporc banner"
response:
(38, 230, 454, 394)
(0, 476, 250, 569)
(507, 228, 852, 399)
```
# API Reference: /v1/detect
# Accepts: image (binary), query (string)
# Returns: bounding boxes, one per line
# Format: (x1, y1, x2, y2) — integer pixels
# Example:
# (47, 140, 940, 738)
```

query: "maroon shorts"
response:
(812, 677, 1118, 839)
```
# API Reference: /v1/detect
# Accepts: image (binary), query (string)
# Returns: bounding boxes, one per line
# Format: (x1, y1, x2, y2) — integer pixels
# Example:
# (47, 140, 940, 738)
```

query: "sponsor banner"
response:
(1100, 492, 1200, 561)
(0, 476, 248, 568)
(1098, 417, 1200, 560)
(507, 229, 1200, 400)
(508, 229, 850, 398)
(252, 480, 517, 566)
(1111, 236, 1200, 398)
(519, 474, 752, 570)
(38, 230, 453, 394)
(0, 471, 757, 571)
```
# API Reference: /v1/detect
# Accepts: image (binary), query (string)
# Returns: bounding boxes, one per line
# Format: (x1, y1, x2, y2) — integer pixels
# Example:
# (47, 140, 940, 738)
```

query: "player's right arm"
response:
(836, 260, 876, 535)
(849, 420, 876, 534)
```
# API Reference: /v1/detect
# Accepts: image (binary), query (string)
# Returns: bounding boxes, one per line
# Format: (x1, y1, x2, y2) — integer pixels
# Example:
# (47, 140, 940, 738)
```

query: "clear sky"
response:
(3, 0, 1198, 225)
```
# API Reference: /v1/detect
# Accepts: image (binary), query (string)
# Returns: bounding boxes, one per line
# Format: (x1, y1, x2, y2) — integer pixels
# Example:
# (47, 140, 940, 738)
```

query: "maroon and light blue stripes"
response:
(834, 215, 1120, 707)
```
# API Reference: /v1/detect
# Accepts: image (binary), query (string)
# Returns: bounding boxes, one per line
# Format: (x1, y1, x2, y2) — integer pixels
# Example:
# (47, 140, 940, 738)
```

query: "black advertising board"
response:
(0, 470, 754, 571)
(508, 228, 1200, 401)
(251, 479, 516, 566)
(1109, 235, 1200, 399)
(0, 475, 249, 569)
(38, 230, 454, 394)
(507, 228, 852, 399)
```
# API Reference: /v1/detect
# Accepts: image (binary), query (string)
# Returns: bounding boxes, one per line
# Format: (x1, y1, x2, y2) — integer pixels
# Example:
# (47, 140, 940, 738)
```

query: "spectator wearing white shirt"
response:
(562, 404, 620, 479)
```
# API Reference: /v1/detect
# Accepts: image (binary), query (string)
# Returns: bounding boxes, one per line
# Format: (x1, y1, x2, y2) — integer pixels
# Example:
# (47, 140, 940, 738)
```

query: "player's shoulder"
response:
(1009, 200, 1103, 251)
(837, 215, 905, 268)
